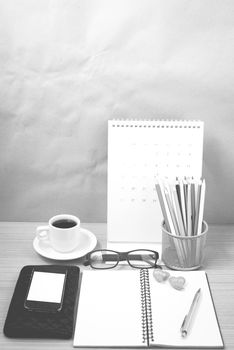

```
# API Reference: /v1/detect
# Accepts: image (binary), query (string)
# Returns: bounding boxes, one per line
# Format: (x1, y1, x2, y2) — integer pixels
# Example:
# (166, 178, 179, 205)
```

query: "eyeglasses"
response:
(84, 249, 160, 269)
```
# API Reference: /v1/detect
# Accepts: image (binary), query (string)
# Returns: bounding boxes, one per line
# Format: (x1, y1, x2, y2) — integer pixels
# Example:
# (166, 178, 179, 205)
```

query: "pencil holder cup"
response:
(161, 221, 208, 270)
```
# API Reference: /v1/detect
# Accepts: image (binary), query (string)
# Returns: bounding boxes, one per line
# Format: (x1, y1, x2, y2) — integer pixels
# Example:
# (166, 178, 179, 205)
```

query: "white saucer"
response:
(33, 228, 97, 261)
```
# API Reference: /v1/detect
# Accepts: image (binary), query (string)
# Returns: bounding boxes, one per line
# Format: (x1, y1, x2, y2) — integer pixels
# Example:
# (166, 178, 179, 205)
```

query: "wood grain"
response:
(0, 223, 234, 350)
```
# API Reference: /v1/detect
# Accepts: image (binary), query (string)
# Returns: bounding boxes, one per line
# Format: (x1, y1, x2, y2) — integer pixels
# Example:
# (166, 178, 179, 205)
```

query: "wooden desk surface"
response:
(0, 222, 234, 350)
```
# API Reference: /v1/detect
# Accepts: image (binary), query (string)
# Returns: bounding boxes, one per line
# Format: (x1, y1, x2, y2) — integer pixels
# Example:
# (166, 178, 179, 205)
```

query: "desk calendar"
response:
(107, 120, 204, 250)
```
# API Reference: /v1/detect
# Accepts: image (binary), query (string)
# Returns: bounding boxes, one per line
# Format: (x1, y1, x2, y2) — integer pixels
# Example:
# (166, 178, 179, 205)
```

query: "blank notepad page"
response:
(107, 120, 204, 245)
(73, 270, 142, 347)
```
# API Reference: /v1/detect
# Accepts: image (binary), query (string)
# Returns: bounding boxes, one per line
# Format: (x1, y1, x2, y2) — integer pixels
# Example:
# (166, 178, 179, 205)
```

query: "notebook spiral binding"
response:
(140, 269, 154, 344)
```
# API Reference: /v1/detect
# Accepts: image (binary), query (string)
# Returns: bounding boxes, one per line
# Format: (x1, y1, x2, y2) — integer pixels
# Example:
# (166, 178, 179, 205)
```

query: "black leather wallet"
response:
(3, 265, 80, 339)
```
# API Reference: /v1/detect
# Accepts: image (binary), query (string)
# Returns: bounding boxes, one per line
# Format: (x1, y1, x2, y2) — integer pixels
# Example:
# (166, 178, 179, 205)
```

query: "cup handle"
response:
(36, 226, 49, 241)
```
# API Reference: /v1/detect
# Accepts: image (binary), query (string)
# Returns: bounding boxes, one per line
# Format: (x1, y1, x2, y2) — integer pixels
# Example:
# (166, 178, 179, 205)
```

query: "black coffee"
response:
(52, 219, 77, 229)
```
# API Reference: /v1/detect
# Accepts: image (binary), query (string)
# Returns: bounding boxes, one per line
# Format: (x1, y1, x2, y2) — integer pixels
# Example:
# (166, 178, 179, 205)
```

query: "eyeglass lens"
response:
(89, 250, 119, 269)
(128, 250, 156, 268)
(89, 250, 156, 269)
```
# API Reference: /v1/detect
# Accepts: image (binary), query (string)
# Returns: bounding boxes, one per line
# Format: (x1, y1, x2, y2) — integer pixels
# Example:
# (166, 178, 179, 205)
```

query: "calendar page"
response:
(107, 120, 204, 249)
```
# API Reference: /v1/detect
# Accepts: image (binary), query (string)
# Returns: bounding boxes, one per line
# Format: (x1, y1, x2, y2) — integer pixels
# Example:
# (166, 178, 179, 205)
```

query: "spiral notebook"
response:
(107, 120, 204, 250)
(73, 270, 223, 348)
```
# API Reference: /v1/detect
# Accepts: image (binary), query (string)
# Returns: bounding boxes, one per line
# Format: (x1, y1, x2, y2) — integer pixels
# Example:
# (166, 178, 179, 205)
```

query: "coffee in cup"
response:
(52, 219, 77, 229)
(36, 214, 81, 253)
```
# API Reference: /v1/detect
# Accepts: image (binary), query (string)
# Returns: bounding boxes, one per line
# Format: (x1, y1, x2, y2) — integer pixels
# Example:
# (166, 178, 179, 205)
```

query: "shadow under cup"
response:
(161, 221, 208, 270)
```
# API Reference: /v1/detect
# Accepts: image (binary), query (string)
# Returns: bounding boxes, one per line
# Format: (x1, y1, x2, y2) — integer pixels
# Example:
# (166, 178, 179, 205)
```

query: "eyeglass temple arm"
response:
(83, 255, 91, 266)
(83, 253, 123, 265)
(101, 253, 150, 261)
(142, 256, 161, 268)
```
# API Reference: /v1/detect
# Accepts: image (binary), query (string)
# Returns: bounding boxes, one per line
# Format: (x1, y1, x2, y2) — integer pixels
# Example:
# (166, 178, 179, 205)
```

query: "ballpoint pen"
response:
(180, 288, 201, 337)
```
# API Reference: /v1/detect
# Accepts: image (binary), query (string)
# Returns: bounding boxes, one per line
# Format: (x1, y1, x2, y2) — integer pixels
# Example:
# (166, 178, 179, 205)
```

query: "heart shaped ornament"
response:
(169, 276, 186, 290)
(153, 269, 170, 283)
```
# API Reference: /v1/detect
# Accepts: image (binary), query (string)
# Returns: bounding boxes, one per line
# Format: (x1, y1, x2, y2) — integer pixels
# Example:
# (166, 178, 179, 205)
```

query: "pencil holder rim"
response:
(161, 220, 208, 240)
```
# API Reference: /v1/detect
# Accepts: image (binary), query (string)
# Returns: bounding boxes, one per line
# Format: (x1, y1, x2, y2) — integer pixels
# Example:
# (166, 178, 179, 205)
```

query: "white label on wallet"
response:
(27, 271, 65, 303)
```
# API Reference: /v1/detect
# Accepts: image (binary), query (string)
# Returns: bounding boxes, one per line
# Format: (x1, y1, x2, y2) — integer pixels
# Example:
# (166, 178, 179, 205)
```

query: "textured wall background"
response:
(0, 0, 233, 223)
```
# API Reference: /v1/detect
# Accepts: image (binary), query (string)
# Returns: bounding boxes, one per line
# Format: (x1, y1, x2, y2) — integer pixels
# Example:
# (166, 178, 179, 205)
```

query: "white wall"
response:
(0, 0, 233, 223)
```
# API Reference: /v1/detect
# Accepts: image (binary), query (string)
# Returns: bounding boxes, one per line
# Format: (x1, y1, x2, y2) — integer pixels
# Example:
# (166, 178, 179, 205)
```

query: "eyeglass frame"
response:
(84, 249, 161, 269)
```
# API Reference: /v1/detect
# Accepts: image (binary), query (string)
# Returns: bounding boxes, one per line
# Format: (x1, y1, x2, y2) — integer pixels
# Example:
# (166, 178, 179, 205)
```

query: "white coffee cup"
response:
(36, 214, 81, 253)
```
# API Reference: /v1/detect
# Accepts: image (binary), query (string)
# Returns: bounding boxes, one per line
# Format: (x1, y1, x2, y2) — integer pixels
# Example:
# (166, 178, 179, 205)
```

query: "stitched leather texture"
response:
(3, 265, 80, 339)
